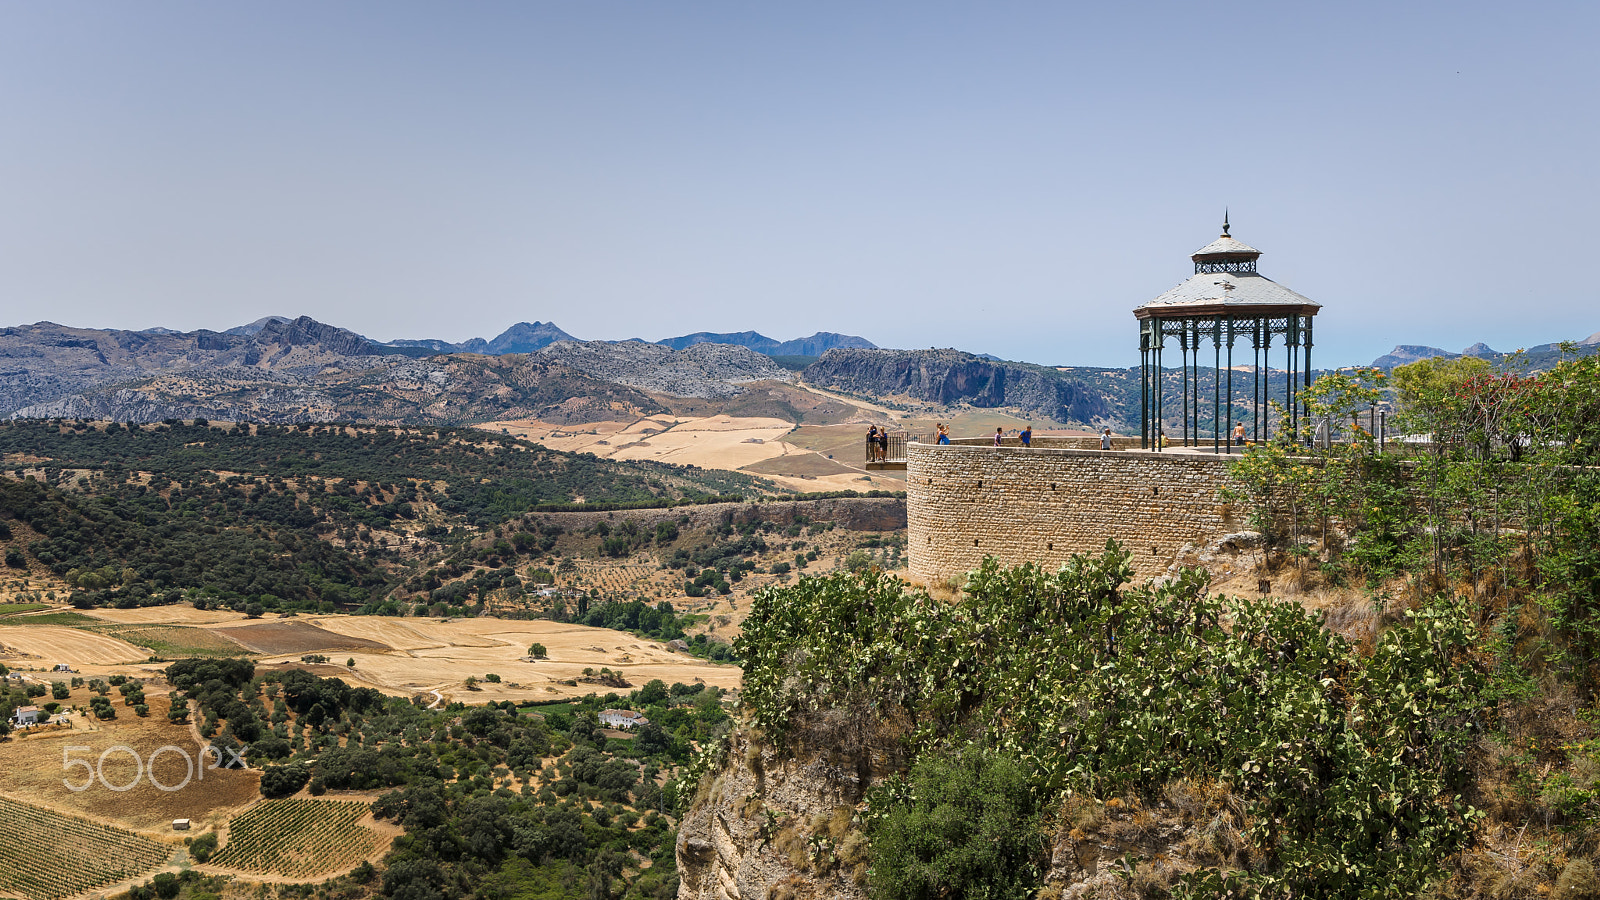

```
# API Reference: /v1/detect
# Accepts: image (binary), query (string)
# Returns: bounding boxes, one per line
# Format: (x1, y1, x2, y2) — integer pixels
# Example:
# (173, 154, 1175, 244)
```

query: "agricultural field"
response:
(0, 794, 173, 900)
(209, 799, 390, 879)
(93, 625, 249, 658)
(0, 694, 260, 830)
(0, 624, 147, 666)
(304, 615, 742, 703)
(0, 602, 50, 617)
(209, 621, 389, 655)
(3, 611, 103, 626)
(83, 606, 248, 626)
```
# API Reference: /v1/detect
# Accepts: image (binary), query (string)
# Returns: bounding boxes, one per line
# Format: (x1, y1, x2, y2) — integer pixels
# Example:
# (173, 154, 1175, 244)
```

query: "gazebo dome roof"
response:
(1191, 235, 1262, 260)
(1134, 270, 1319, 316)
(1132, 218, 1320, 320)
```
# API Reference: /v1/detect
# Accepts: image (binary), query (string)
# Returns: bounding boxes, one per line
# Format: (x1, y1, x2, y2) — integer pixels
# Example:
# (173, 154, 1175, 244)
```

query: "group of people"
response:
(992, 425, 1033, 446)
(865, 425, 891, 461)
(883, 423, 1122, 450)
(932, 424, 1119, 449)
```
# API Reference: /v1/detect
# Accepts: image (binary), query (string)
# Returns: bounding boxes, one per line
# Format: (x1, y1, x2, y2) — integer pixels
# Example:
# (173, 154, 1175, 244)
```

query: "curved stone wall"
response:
(906, 442, 1240, 583)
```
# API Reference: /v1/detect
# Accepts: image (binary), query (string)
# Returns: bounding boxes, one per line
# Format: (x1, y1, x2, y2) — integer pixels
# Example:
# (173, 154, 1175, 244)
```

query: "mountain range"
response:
(217, 317, 875, 359)
(6, 312, 1597, 429)
(1369, 330, 1600, 370)
(0, 315, 876, 424)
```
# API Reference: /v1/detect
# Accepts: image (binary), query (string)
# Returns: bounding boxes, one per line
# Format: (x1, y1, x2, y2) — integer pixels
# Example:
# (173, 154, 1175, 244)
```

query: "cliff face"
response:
(676, 727, 873, 900)
(802, 348, 1114, 425)
(678, 724, 1256, 900)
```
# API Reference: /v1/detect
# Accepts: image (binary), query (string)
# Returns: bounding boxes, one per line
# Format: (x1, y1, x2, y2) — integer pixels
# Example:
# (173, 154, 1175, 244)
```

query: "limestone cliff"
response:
(677, 722, 1264, 900)
(676, 726, 875, 900)
(801, 348, 1117, 426)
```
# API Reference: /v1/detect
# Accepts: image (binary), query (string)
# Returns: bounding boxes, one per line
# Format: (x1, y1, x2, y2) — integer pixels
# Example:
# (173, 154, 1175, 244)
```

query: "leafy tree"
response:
(260, 762, 311, 798)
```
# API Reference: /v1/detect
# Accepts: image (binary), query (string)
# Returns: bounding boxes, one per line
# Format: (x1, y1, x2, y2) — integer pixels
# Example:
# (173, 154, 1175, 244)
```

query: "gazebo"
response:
(1134, 216, 1320, 451)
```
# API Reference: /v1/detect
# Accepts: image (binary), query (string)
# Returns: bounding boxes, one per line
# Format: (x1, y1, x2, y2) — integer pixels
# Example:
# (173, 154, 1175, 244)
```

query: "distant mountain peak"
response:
(224, 315, 293, 337)
(1369, 345, 1455, 369)
(1462, 342, 1498, 357)
(486, 321, 577, 355)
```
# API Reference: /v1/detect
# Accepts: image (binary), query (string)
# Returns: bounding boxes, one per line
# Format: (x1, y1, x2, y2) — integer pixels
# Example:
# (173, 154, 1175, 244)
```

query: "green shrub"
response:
(868, 746, 1041, 900)
(188, 832, 218, 864)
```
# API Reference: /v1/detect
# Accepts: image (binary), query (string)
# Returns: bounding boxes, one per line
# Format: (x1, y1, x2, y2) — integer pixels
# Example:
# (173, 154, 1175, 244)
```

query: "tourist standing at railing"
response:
(994, 427, 1003, 447)
(937, 424, 950, 445)
(878, 427, 889, 460)
(867, 425, 879, 462)
(1020, 424, 1032, 447)
(1102, 428, 1113, 450)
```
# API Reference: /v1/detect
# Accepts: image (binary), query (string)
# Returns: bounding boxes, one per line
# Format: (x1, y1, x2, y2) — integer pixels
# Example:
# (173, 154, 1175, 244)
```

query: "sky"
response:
(1, 2, 1596, 368)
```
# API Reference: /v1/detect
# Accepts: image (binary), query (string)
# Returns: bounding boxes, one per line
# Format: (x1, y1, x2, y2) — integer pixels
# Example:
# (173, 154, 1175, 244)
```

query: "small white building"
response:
(53, 664, 72, 673)
(172, 819, 191, 831)
(598, 709, 650, 730)
(10, 706, 43, 727)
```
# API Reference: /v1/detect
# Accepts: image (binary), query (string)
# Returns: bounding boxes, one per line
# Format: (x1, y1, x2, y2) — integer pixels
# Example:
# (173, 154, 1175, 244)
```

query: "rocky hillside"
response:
(0, 316, 857, 422)
(0, 316, 393, 416)
(382, 320, 577, 355)
(1, 317, 809, 423)
(656, 330, 876, 356)
(802, 348, 1120, 426)
(536, 340, 794, 399)
(10, 353, 673, 425)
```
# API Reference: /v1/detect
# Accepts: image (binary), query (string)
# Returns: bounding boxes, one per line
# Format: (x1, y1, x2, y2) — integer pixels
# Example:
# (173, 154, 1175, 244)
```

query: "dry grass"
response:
(279, 615, 742, 703)
(81, 606, 249, 626)
(0, 700, 260, 833)
(0, 624, 148, 666)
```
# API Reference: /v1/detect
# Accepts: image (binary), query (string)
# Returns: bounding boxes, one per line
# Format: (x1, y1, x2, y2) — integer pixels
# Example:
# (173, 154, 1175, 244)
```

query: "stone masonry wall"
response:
(528, 495, 905, 534)
(907, 443, 1241, 582)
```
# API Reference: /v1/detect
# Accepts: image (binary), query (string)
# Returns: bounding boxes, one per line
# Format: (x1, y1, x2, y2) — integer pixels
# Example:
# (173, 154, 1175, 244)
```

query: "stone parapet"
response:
(530, 496, 906, 534)
(906, 443, 1240, 582)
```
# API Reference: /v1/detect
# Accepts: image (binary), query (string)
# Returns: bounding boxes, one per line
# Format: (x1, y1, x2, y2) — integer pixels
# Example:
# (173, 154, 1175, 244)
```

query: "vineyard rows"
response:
(0, 794, 171, 900)
(210, 799, 384, 878)
(585, 564, 658, 592)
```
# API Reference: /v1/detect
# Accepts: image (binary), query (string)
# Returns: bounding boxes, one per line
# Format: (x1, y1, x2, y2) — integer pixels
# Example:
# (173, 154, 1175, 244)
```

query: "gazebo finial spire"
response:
(1222, 208, 1230, 236)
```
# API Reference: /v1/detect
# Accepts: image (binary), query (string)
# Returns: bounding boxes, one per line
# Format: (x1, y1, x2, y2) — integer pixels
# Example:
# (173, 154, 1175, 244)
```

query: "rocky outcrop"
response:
(240, 315, 380, 360)
(676, 727, 875, 900)
(680, 724, 1259, 900)
(537, 341, 794, 398)
(803, 348, 1114, 425)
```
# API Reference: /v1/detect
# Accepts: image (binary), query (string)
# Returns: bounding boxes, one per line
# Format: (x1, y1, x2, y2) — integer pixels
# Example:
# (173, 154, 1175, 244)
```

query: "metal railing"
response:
(865, 432, 913, 463)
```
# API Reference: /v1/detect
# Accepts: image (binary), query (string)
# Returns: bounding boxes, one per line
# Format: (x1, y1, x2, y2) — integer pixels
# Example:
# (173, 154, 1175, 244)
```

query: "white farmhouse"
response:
(10, 706, 43, 727)
(598, 709, 650, 730)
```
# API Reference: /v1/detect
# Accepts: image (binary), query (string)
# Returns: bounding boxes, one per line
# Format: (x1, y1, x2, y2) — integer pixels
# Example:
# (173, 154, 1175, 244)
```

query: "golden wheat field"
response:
(0, 625, 147, 666)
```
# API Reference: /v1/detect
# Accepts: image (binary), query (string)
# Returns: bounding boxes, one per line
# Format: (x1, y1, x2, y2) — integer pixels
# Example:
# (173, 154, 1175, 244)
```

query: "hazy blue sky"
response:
(1, 2, 1595, 367)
